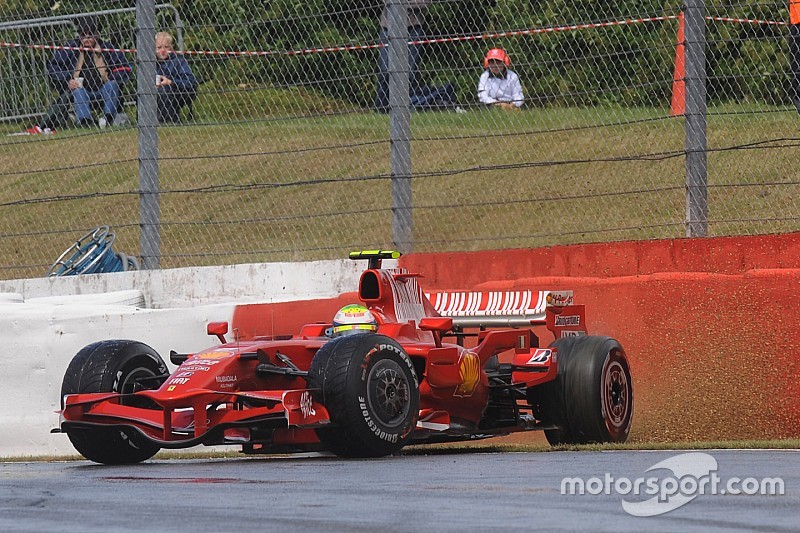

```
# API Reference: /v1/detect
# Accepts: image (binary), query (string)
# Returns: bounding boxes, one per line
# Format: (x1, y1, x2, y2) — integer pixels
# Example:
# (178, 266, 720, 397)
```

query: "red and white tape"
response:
(0, 14, 786, 58)
(706, 16, 786, 26)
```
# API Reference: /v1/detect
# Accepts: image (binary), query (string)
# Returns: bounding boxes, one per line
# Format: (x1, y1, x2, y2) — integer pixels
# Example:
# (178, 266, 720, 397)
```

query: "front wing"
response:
(57, 388, 330, 449)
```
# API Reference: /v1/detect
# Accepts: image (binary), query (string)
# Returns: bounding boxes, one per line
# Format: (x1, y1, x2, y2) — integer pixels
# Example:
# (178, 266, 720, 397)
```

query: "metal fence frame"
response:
(0, 3, 184, 123)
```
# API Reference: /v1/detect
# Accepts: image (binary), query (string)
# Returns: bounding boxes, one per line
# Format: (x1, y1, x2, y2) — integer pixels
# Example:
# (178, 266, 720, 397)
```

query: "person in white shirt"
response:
(477, 48, 523, 110)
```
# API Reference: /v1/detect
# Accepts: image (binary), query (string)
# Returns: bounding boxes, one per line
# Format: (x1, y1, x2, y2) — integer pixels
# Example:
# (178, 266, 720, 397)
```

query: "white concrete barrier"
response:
(0, 299, 236, 457)
(0, 259, 365, 308)
(0, 258, 365, 458)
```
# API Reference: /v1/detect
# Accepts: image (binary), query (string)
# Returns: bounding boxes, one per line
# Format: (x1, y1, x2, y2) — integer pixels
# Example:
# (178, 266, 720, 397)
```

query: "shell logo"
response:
(454, 351, 480, 397)
(196, 351, 231, 360)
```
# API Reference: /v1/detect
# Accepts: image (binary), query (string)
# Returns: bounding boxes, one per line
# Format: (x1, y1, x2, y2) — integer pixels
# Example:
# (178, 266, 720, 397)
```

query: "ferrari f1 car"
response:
(55, 250, 633, 464)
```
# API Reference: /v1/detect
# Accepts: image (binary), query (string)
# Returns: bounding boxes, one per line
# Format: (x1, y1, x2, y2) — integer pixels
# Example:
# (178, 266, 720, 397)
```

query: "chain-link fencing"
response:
(0, 0, 798, 279)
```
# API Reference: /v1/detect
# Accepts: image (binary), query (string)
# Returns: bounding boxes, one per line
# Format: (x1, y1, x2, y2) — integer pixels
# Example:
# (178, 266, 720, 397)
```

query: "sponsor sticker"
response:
(454, 351, 480, 397)
(300, 391, 316, 419)
(546, 291, 574, 306)
(184, 360, 220, 367)
(196, 351, 232, 360)
(554, 315, 581, 327)
(526, 349, 552, 365)
(180, 365, 211, 372)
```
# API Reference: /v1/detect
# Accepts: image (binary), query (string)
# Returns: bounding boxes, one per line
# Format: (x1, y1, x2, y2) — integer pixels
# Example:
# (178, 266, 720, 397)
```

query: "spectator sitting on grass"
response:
(477, 48, 523, 110)
(26, 16, 131, 133)
(155, 31, 198, 123)
(375, 0, 431, 113)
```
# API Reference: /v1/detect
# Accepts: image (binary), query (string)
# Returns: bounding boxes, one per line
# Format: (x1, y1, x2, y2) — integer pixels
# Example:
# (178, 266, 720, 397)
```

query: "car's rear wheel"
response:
(308, 333, 419, 457)
(530, 335, 633, 445)
(61, 340, 168, 464)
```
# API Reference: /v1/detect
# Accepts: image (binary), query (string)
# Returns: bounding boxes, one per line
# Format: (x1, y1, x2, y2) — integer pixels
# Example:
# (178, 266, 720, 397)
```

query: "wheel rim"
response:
(602, 357, 631, 431)
(117, 365, 159, 407)
(366, 359, 411, 428)
(118, 366, 157, 394)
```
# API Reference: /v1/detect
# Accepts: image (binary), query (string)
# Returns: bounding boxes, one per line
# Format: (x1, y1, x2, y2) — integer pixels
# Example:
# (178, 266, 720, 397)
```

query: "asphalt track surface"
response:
(1, 449, 797, 532)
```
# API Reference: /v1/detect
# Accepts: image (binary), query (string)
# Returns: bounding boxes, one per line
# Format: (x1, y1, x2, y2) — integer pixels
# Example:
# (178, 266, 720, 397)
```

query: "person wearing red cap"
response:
(478, 48, 524, 110)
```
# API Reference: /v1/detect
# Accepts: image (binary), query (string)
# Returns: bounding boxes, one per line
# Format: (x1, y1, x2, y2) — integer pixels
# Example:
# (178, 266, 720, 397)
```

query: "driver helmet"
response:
(332, 304, 378, 337)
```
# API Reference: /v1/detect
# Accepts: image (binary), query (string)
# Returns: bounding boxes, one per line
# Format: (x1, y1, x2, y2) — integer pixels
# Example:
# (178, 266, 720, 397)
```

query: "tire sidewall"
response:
(310, 333, 420, 457)
(102, 342, 168, 395)
(112, 349, 167, 397)
(543, 335, 633, 444)
(539, 336, 580, 444)
(62, 340, 168, 398)
(346, 335, 419, 447)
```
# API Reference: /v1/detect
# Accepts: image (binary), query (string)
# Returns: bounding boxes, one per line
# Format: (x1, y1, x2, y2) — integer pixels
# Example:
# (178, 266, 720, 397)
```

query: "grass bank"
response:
(1, 89, 796, 279)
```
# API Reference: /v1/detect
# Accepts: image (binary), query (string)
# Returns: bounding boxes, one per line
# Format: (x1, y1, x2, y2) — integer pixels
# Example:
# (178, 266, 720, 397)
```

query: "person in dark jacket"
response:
(374, 0, 431, 112)
(156, 31, 197, 123)
(44, 17, 131, 128)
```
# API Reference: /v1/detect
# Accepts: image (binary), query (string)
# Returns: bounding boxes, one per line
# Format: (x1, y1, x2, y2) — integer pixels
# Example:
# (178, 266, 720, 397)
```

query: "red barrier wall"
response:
(233, 293, 358, 341)
(233, 233, 800, 442)
(401, 234, 800, 441)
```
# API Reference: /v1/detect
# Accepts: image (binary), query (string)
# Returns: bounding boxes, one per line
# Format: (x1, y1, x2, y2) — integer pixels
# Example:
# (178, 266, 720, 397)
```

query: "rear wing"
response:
(348, 250, 586, 338)
(425, 290, 587, 338)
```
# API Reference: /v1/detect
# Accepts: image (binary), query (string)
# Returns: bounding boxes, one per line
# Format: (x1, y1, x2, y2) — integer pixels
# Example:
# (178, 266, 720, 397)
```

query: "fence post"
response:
(136, 0, 161, 268)
(684, 0, 708, 237)
(388, 0, 413, 253)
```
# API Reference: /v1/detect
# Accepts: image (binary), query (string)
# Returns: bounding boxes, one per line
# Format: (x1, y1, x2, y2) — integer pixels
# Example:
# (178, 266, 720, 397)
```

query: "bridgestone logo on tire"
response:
(359, 395, 399, 443)
(555, 315, 581, 326)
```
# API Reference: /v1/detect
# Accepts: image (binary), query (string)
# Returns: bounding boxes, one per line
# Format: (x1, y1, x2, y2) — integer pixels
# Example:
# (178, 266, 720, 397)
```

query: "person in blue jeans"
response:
(43, 17, 131, 128)
(155, 31, 198, 123)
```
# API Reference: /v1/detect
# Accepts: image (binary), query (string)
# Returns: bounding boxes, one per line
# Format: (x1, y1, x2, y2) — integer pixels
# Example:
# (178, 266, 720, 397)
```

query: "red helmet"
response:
(484, 48, 510, 68)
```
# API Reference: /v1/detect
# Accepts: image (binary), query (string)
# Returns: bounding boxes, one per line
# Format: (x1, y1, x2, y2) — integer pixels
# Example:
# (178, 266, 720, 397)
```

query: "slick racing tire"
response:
(531, 336, 633, 445)
(308, 333, 420, 458)
(61, 340, 169, 464)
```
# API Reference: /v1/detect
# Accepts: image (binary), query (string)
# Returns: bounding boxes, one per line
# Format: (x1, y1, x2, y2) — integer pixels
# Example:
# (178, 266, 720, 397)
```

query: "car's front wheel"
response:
(61, 340, 168, 464)
(308, 333, 420, 457)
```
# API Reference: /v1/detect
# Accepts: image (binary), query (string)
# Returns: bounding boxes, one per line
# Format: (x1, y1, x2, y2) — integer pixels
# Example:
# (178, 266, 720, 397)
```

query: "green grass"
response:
(1, 87, 798, 280)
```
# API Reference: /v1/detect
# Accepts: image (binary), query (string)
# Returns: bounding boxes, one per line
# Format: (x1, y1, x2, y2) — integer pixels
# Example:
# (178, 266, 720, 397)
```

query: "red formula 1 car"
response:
(55, 251, 633, 464)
